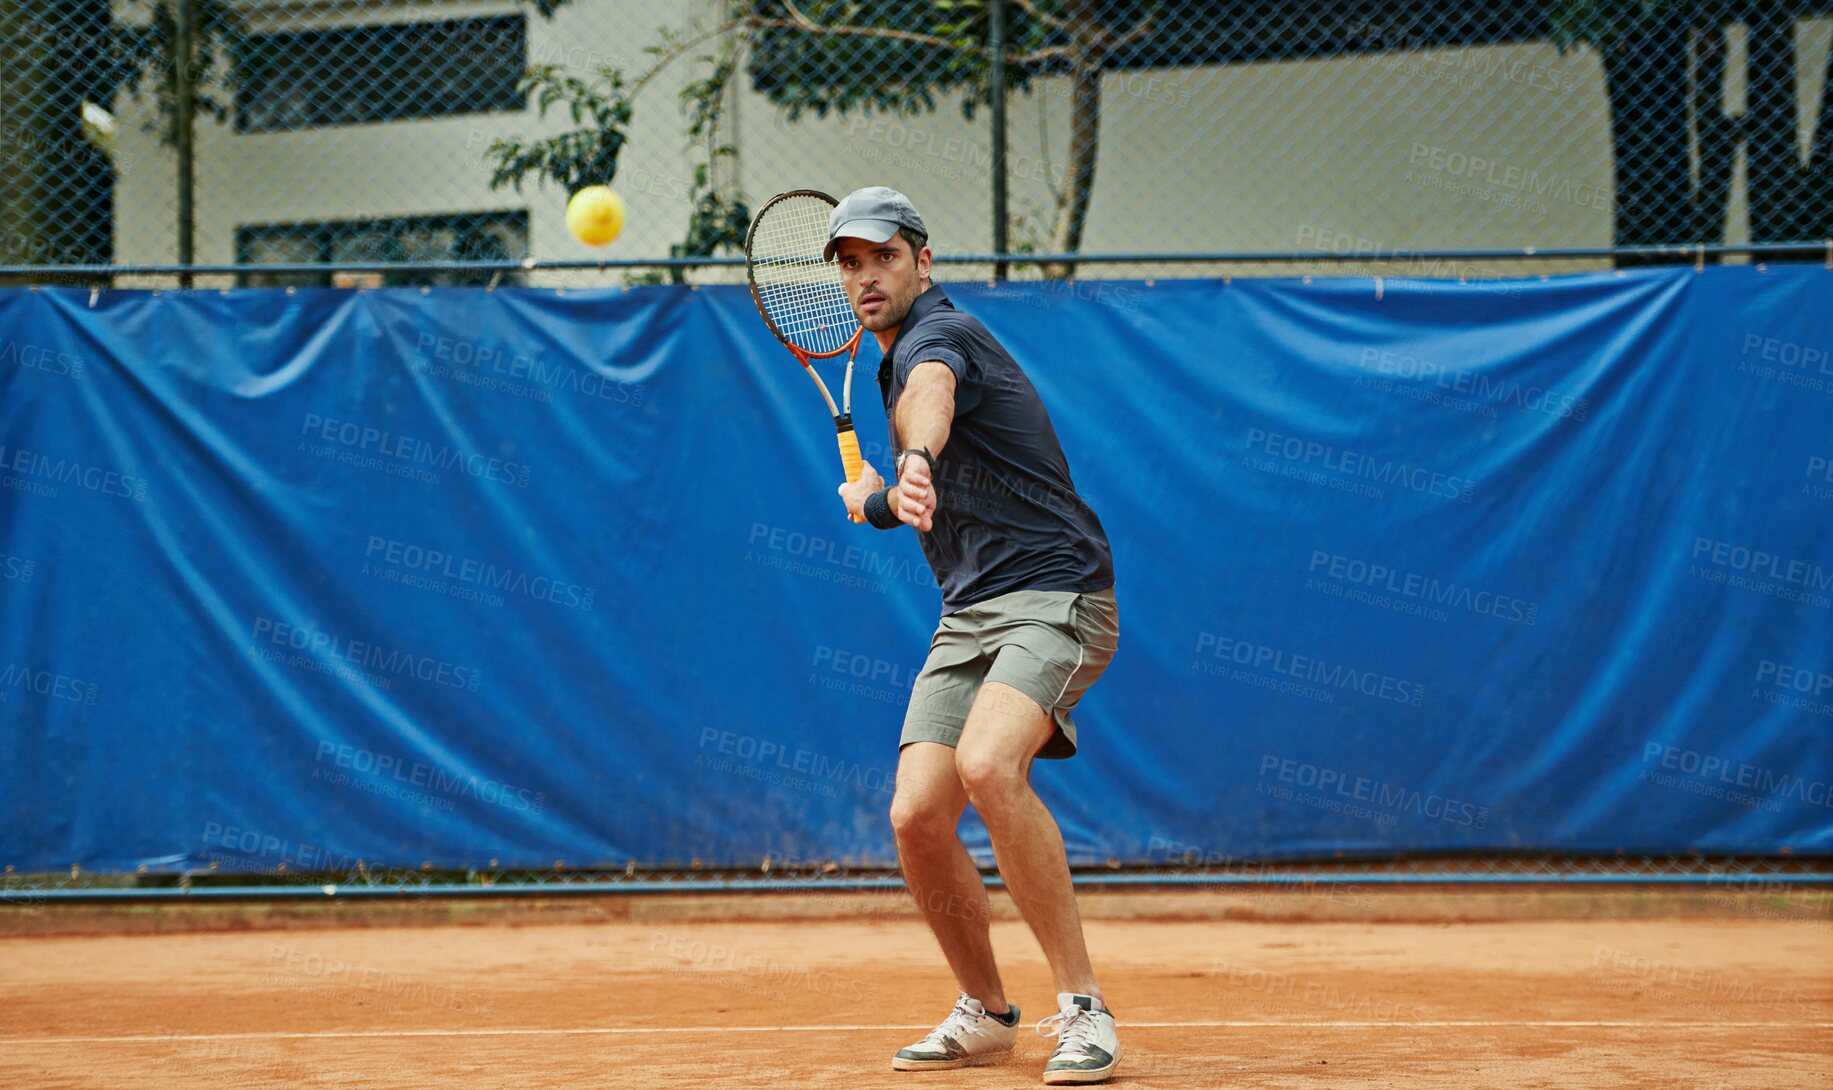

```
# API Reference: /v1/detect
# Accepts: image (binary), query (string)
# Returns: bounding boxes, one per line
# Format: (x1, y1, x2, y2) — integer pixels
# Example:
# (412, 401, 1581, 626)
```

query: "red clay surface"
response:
(1, 895, 1828, 1089)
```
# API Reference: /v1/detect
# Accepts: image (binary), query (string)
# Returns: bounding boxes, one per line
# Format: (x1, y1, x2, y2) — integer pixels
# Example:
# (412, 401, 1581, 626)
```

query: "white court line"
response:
(4, 1021, 1828, 1045)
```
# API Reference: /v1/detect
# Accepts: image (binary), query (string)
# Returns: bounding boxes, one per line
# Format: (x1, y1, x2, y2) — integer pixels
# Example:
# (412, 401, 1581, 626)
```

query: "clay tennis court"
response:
(3, 890, 1827, 1089)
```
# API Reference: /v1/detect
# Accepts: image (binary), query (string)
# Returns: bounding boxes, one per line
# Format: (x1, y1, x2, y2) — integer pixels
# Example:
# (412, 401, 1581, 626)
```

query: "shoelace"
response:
(923, 996, 994, 1046)
(1036, 1005, 1100, 1056)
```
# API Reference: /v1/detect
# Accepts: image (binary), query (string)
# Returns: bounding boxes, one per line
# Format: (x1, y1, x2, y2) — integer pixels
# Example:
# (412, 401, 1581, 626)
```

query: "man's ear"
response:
(917, 246, 932, 281)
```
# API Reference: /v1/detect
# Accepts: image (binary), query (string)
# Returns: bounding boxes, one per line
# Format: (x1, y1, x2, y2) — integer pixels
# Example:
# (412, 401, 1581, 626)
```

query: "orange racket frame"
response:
(744, 190, 868, 523)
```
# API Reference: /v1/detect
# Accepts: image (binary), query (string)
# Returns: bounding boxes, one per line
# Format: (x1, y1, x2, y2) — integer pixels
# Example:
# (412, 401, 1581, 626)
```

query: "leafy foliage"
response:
(668, 48, 752, 280)
(485, 65, 633, 194)
(746, 0, 1054, 121)
(110, 0, 244, 146)
(487, 10, 754, 274)
(1545, 0, 1676, 50)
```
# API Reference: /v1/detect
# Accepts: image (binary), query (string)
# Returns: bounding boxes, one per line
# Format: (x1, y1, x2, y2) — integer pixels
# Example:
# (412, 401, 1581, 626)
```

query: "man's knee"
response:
(954, 747, 1026, 810)
(890, 787, 958, 841)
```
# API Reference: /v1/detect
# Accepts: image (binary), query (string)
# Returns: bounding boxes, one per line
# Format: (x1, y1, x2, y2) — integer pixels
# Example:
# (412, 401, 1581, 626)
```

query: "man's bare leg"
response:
(953, 681, 1101, 1000)
(890, 741, 1009, 1013)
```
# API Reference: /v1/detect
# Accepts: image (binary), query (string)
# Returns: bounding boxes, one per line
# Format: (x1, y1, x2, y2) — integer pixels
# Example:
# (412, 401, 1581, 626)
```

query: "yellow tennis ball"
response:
(566, 185, 626, 246)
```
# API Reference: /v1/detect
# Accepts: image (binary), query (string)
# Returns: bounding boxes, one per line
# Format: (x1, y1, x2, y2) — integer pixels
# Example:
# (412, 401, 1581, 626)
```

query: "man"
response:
(829, 186, 1121, 1086)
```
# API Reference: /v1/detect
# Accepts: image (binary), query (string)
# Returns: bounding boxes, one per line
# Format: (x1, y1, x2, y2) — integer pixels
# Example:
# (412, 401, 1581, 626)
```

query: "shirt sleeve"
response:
(896, 326, 980, 416)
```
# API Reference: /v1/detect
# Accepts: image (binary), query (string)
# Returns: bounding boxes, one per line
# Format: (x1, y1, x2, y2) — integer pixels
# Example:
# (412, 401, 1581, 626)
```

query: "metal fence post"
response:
(989, 0, 1008, 281)
(173, 0, 196, 287)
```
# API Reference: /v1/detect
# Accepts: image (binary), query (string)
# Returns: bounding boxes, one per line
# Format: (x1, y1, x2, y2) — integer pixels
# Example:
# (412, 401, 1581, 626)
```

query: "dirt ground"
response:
(1, 890, 1828, 1089)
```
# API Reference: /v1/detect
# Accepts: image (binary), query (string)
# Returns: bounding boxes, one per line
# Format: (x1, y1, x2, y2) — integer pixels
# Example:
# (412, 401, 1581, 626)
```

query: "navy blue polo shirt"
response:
(878, 286, 1114, 613)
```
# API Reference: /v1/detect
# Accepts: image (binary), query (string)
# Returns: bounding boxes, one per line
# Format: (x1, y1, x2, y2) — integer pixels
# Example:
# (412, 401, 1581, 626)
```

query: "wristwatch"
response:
(896, 447, 937, 478)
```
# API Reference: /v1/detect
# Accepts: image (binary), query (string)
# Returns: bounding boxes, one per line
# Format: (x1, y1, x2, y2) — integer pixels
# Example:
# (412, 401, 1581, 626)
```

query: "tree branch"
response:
(762, 1, 972, 52)
(756, 2, 1082, 68)
(1109, 12, 1157, 52)
(1007, 0, 1066, 32)
(1006, 2, 1157, 64)
(1011, 45, 1074, 65)
(629, 15, 750, 98)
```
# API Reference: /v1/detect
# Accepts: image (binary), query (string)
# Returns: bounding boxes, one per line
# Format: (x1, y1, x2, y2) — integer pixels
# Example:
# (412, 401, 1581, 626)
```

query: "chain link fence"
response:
(4, 1, 1830, 288)
(4, 1, 1832, 890)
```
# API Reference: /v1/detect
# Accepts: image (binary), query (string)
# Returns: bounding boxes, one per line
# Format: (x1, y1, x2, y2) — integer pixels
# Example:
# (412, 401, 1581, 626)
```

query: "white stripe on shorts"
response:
(1050, 643, 1085, 707)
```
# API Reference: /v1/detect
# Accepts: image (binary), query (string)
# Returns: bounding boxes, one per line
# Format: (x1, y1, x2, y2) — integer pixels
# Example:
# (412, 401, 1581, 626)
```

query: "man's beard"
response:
(861, 290, 914, 332)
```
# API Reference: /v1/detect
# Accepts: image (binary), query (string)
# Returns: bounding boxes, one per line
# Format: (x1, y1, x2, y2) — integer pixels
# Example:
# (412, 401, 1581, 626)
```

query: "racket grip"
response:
(836, 421, 865, 524)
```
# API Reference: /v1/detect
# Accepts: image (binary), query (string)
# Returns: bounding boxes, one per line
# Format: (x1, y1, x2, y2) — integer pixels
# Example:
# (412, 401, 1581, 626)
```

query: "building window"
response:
(235, 16, 527, 133)
(236, 211, 529, 287)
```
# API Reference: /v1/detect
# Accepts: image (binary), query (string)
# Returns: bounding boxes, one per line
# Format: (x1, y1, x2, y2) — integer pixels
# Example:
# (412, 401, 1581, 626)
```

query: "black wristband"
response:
(863, 487, 900, 530)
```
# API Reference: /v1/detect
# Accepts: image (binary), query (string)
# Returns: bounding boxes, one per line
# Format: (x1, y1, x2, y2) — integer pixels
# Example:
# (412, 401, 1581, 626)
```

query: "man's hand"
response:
(838, 460, 886, 522)
(896, 455, 936, 532)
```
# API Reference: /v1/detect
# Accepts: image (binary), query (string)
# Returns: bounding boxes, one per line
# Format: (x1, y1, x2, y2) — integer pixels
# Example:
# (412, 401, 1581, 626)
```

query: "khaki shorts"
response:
(900, 586, 1119, 760)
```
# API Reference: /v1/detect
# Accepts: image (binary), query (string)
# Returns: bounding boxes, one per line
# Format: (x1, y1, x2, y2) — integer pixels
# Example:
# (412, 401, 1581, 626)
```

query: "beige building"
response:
(105, 1, 1831, 287)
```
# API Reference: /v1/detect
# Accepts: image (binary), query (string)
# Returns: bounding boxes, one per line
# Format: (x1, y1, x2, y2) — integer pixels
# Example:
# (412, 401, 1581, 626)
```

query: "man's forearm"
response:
(898, 411, 951, 457)
(895, 365, 955, 456)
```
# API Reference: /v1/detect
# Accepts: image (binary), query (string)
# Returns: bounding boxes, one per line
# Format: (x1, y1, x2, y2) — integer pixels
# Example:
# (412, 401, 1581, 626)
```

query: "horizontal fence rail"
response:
(4, 240, 1830, 280)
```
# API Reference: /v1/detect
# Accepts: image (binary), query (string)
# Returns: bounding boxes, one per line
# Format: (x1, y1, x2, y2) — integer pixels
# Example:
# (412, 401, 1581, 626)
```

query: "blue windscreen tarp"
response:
(1, 266, 1828, 873)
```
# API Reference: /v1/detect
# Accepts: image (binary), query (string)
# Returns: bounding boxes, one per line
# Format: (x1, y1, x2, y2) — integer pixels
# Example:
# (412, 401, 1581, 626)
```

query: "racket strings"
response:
(750, 197, 859, 356)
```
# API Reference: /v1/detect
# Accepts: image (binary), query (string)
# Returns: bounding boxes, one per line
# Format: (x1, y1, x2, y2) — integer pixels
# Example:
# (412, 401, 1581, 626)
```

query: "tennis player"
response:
(829, 187, 1121, 1085)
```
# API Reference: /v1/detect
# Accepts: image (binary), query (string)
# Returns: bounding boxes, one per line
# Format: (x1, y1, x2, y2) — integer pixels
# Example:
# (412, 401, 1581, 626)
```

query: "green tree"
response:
(107, 0, 242, 145)
(1, 0, 120, 282)
(744, 0, 1159, 277)
(485, 17, 753, 283)
(485, 64, 634, 197)
(491, 1, 1160, 278)
(2, 0, 290, 281)
(1550, 0, 1833, 262)
(21, 1, 563, 281)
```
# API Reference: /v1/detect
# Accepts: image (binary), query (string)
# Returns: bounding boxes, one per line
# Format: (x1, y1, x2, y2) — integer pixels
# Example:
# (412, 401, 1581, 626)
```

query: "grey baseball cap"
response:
(823, 186, 927, 262)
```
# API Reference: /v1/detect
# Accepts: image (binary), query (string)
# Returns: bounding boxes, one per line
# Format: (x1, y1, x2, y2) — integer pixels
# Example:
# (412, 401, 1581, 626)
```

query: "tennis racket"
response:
(744, 190, 867, 523)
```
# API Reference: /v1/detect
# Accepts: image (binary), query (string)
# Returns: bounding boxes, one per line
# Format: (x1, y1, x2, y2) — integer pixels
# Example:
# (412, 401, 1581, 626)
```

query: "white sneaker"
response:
(892, 994, 1020, 1070)
(1037, 993, 1120, 1084)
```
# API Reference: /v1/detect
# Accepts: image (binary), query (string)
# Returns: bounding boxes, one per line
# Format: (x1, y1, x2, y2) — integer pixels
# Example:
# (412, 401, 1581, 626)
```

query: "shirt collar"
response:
(882, 285, 952, 382)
